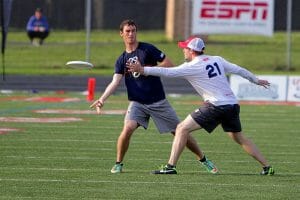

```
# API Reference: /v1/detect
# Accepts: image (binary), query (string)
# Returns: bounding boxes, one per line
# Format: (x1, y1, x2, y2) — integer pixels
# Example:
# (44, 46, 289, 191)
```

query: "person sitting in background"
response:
(26, 8, 50, 46)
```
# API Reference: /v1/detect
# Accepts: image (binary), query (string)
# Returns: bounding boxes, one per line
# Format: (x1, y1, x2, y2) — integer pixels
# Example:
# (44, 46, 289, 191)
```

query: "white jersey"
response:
(144, 55, 259, 106)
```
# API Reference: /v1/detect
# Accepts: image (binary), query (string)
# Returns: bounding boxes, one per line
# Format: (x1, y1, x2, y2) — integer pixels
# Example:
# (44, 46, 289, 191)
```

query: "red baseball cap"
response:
(178, 36, 196, 49)
(178, 36, 205, 52)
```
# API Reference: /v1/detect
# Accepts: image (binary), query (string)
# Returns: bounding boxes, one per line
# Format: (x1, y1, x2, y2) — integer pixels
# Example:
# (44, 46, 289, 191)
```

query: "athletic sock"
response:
(199, 156, 207, 163)
(263, 166, 270, 170)
(167, 164, 176, 168)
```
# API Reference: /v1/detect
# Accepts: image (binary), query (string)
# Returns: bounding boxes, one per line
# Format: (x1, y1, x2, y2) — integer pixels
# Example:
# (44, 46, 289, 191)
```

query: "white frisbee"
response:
(66, 61, 94, 69)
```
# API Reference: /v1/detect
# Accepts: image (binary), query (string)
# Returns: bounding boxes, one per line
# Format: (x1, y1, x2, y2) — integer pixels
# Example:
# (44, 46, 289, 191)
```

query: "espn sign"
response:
(200, 1, 268, 20)
(192, 0, 274, 36)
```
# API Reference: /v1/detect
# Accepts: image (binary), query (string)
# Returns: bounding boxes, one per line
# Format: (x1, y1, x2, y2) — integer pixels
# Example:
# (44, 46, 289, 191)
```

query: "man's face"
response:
(183, 48, 192, 62)
(120, 25, 137, 44)
(35, 11, 42, 19)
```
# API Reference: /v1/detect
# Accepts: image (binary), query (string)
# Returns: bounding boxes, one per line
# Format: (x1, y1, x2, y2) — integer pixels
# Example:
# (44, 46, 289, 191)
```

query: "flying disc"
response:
(66, 61, 94, 69)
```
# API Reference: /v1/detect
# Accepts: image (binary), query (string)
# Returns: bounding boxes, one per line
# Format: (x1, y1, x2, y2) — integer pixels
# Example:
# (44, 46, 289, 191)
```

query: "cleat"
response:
(260, 166, 274, 175)
(201, 159, 218, 174)
(111, 163, 123, 174)
(151, 165, 177, 174)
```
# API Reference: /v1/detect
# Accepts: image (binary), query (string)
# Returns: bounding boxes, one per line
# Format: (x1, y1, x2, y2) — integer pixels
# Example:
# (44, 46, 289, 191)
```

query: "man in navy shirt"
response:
(90, 19, 218, 174)
(26, 8, 50, 45)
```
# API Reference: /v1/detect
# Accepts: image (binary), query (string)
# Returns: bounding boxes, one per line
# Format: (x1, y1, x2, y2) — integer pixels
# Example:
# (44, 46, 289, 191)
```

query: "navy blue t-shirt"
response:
(115, 42, 166, 104)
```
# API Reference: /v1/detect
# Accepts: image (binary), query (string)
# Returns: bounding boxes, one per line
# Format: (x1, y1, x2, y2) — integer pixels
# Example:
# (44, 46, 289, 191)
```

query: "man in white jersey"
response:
(127, 36, 274, 175)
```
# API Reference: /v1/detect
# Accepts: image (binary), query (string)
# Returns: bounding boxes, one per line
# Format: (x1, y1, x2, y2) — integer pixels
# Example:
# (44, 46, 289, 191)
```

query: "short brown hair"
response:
(35, 7, 43, 13)
(119, 19, 137, 32)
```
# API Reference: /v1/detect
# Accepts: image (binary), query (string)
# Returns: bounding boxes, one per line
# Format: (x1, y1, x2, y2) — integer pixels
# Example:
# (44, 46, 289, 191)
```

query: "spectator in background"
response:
(26, 8, 50, 46)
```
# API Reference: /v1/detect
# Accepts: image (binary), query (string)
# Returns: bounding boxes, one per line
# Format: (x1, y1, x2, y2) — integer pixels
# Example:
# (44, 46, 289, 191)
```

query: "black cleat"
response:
(260, 166, 275, 175)
(151, 165, 177, 174)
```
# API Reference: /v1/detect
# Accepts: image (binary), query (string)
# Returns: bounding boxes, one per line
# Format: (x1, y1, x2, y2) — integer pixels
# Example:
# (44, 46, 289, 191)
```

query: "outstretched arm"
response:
(222, 58, 270, 88)
(127, 60, 191, 78)
(90, 73, 122, 114)
(234, 66, 270, 88)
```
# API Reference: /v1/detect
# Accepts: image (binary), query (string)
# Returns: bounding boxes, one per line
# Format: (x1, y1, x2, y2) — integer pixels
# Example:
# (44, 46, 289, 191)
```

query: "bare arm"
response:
(158, 56, 174, 67)
(90, 73, 123, 114)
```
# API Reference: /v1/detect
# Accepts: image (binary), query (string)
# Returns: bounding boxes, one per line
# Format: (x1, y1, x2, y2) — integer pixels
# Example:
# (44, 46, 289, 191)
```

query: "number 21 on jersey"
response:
(206, 62, 221, 78)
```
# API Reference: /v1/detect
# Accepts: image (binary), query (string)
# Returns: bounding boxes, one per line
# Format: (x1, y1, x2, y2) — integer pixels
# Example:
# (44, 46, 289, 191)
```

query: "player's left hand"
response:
(257, 79, 270, 89)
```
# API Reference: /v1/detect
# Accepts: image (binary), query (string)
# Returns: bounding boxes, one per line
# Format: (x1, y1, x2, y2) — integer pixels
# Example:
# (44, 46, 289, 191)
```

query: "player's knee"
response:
(176, 122, 189, 134)
(230, 132, 246, 145)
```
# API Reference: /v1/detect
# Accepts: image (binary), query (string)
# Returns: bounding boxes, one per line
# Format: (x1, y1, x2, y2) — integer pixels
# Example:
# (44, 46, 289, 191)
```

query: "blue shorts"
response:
(191, 102, 242, 133)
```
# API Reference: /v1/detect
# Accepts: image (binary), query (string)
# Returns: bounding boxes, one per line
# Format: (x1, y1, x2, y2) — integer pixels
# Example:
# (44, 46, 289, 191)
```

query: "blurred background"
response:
(1, 0, 300, 98)
(8, 0, 300, 32)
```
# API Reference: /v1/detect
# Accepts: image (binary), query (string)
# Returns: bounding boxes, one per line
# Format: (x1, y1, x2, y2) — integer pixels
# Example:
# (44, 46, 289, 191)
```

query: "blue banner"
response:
(1, 0, 13, 54)
(1, 0, 13, 80)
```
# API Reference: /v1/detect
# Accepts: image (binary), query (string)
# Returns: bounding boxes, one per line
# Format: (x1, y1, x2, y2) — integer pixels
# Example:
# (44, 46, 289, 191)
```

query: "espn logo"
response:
(200, 0, 268, 20)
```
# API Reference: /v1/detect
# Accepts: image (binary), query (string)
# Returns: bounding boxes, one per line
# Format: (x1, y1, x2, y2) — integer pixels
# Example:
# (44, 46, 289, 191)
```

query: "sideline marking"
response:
(240, 100, 300, 106)
(0, 117, 83, 123)
(33, 109, 126, 115)
(0, 128, 21, 135)
(179, 100, 300, 106)
(0, 96, 80, 102)
(24, 97, 81, 102)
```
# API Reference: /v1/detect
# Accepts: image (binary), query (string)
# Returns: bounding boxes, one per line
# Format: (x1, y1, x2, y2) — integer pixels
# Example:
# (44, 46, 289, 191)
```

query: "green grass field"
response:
(4, 30, 300, 75)
(0, 92, 299, 199)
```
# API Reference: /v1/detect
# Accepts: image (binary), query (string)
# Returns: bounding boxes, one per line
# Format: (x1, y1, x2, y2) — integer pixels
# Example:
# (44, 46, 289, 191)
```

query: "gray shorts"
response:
(125, 99, 180, 133)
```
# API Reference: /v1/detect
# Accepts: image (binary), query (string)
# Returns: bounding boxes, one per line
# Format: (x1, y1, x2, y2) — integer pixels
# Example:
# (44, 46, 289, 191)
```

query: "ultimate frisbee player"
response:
(90, 20, 218, 174)
(128, 37, 274, 175)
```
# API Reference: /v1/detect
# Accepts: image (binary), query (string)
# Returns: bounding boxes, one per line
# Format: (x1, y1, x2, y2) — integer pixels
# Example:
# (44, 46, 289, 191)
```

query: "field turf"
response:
(0, 92, 299, 199)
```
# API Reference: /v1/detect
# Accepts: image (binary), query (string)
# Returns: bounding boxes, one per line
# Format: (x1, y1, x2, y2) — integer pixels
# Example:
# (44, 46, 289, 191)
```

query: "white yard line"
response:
(0, 178, 298, 188)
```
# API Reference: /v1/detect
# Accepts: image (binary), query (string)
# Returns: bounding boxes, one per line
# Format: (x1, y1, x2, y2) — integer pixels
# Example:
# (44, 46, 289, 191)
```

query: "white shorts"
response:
(125, 99, 180, 133)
